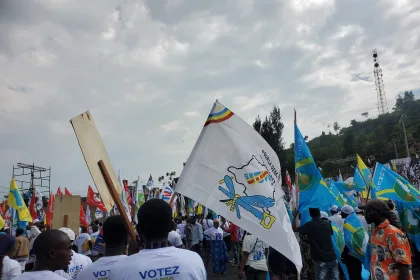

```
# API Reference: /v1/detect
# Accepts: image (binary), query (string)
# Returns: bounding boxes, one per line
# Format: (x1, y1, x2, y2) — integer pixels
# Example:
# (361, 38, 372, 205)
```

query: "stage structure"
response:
(12, 163, 51, 202)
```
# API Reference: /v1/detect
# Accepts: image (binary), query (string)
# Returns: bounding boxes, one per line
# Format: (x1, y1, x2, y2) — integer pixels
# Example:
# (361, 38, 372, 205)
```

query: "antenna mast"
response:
(373, 49, 389, 115)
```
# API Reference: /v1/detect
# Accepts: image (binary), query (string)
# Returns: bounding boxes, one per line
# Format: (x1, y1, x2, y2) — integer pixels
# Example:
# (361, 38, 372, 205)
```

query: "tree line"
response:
(252, 91, 420, 183)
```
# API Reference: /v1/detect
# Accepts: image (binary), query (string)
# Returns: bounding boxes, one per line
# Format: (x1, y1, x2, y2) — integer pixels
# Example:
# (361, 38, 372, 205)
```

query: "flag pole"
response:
(98, 160, 136, 240)
(294, 109, 299, 210)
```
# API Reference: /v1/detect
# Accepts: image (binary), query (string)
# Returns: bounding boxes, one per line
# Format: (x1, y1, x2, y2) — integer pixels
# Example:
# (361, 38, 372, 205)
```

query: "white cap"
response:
(329, 205, 339, 211)
(59, 227, 75, 241)
(320, 211, 329, 219)
(355, 207, 363, 213)
(33, 219, 40, 223)
(341, 205, 355, 215)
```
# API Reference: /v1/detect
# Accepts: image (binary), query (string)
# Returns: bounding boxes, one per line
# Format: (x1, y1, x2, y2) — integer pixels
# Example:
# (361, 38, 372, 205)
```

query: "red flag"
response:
(80, 205, 88, 227)
(86, 186, 106, 212)
(56, 187, 63, 195)
(0, 202, 6, 217)
(29, 192, 37, 220)
(45, 192, 55, 226)
(123, 180, 132, 205)
(64, 188, 72, 196)
(286, 170, 292, 192)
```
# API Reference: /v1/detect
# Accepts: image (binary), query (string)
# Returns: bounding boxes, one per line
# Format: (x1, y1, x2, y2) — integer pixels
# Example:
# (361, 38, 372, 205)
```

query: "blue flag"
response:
(331, 222, 349, 280)
(343, 213, 369, 263)
(294, 124, 335, 212)
(372, 162, 420, 205)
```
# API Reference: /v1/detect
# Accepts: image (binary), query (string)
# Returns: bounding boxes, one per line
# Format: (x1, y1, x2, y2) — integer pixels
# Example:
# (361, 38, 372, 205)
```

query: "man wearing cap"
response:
(360, 199, 412, 280)
(55, 227, 92, 279)
(355, 207, 369, 232)
(329, 205, 344, 232)
(341, 205, 364, 280)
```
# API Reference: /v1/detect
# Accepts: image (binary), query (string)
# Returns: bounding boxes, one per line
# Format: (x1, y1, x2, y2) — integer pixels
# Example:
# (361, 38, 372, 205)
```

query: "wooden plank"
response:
(70, 111, 121, 212)
(98, 160, 136, 241)
(63, 215, 68, 227)
(52, 195, 80, 234)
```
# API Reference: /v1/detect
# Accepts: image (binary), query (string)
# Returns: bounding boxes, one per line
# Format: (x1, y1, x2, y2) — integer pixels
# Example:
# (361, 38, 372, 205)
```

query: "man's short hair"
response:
(33, 229, 69, 261)
(137, 199, 172, 240)
(103, 216, 128, 247)
(309, 208, 321, 218)
(16, 228, 24, 236)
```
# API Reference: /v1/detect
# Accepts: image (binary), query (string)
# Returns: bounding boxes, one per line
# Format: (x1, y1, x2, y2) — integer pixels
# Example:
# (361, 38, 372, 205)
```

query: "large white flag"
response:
(176, 101, 302, 270)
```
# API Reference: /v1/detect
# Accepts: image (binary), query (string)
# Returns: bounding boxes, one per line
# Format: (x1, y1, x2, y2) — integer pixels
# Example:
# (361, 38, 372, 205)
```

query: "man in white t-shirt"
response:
(168, 222, 183, 248)
(89, 225, 100, 262)
(14, 229, 72, 280)
(202, 214, 214, 267)
(74, 227, 92, 256)
(76, 216, 128, 280)
(328, 205, 344, 232)
(238, 233, 268, 280)
(55, 228, 92, 280)
(109, 199, 206, 280)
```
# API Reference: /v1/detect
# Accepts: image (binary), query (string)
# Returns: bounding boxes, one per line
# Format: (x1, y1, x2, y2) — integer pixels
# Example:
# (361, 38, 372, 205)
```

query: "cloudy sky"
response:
(1, 0, 420, 196)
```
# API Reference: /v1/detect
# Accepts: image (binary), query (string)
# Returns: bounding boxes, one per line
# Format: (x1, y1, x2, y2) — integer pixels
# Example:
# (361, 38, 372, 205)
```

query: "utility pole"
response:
(393, 141, 398, 159)
(399, 116, 410, 158)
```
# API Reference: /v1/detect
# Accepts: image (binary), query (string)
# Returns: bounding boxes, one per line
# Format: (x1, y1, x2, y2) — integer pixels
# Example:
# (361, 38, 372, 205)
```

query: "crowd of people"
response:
(293, 199, 414, 280)
(0, 199, 286, 280)
(0, 197, 416, 279)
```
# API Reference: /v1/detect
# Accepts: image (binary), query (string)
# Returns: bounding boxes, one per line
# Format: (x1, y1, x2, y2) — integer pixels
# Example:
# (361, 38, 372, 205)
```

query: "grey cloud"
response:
(1, 0, 420, 194)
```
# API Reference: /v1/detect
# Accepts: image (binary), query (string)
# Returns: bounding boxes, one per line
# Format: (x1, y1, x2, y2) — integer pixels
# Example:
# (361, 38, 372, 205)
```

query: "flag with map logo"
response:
(175, 101, 302, 271)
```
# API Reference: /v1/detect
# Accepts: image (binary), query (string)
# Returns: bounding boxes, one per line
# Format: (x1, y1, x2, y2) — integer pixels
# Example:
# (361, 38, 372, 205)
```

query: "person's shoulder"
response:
(8, 257, 21, 267)
(385, 224, 407, 237)
(173, 248, 201, 258)
(74, 252, 92, 264)
(172, 248, 205, 267)
(110, 253, 143, 272)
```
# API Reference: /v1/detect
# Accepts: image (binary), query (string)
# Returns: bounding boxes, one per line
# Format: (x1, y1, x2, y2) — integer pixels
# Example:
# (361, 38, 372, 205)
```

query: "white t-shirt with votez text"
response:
(76, 255, 126, 280)
(242, 234, 268, 271)
(55, 250, 92, 279)
(14, 271, 67, 280)
(109, 246, 206, 280)
(203, 227, 224, 241)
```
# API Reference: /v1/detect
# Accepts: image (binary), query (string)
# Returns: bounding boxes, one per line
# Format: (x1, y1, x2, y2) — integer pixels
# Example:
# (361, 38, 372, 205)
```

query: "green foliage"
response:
(253, 91, 420, 180)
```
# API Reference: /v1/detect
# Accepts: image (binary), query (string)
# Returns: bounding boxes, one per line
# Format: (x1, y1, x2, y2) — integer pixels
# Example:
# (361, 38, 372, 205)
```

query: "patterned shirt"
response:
(370, 219, 413, 280)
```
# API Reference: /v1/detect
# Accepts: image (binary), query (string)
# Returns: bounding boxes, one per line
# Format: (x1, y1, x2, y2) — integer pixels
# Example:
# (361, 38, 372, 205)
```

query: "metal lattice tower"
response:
(373, 49, 389, 115)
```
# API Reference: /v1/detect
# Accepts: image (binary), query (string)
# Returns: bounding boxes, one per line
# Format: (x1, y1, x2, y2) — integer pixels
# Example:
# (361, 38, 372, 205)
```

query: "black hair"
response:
(103, 215, 128, 247)
(81, 226, 87, 233)
(309, 208, 321, 218)
(386, 200, 395, 210)
(137, 199, 172, 240)
(94, 220, 99, 225)
(92, 225, 99, 233)
(206, 212, 213, 220)
(33, 229, 69, 261)
(16, 228, 25, 236)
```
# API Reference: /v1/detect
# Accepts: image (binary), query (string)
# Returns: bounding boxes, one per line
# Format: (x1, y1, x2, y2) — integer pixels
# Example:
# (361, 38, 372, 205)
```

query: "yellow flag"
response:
(0, 215, 5, 230)
(8, 177, 32, 222)
(197, 204, 203, 215)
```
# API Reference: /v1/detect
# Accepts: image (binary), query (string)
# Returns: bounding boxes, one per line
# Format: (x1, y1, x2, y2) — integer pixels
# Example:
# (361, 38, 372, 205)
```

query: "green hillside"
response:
(253, 91, 420, 181)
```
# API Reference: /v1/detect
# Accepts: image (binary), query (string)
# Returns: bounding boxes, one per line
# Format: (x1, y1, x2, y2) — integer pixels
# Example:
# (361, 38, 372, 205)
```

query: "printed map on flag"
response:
(175, 101, 302, 271)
